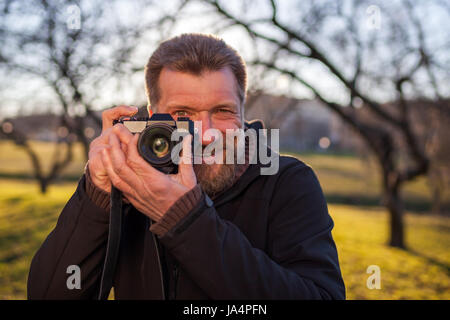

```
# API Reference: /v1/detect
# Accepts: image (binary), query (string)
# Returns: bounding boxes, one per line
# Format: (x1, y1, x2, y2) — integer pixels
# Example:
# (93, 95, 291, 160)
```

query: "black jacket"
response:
(27, 156, 346, 299)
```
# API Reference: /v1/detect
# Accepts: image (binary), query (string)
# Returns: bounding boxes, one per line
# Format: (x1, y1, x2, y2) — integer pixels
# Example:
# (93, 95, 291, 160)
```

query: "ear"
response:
(147, 104, 153, 117)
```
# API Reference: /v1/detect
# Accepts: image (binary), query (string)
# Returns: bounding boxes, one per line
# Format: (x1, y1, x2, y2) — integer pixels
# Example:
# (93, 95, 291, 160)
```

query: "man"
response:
(27, 33, 345, 299)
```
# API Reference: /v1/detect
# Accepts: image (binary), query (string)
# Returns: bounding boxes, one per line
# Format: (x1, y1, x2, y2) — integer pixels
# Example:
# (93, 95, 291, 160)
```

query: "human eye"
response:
(215, 106, 236, 114)
(174, 110, 191, 117)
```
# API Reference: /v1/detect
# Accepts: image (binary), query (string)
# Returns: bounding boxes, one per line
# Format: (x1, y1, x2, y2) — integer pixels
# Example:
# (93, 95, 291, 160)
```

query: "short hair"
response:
(144, 33, 247, 109)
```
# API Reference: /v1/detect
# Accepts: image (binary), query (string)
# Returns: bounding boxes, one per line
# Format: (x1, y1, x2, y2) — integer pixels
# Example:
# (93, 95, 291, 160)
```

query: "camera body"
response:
(114, 113, 194, 174)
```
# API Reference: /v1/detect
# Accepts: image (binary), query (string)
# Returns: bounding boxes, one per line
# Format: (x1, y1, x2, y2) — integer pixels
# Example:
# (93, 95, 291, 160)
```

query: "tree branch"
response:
(204, 0, 403, 127)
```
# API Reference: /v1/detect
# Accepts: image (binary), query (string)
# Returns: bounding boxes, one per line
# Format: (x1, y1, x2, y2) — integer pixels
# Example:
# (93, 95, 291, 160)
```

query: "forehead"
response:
(158, 67, 240, 108)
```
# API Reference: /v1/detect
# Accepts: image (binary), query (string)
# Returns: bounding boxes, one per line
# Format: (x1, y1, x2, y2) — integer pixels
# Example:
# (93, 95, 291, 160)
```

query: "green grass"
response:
(0, 179, 78, 299)
(331, 205, 450, 299)
(0, 141, 86, 180)
(0, 141, 449, 299)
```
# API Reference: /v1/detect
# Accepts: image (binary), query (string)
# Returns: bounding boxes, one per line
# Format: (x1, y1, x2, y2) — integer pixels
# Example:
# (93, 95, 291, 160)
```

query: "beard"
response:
(194, 162, 237, 199)
(193, 142, 239, 198)
(192, 133, 251, 198)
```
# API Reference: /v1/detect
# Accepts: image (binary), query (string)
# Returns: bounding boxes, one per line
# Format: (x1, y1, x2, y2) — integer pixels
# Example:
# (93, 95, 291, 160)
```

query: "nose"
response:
(196, 111, 214, 147)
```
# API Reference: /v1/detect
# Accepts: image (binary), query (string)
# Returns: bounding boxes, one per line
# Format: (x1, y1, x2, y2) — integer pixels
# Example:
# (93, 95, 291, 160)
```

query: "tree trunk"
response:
(39, 179, 49, 194)
(383, 172, 406, 249)
(74, 116, 90, 161)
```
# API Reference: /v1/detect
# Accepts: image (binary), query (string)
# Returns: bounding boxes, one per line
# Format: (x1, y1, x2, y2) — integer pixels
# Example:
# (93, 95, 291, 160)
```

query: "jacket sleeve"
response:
(158, 164, 346, 299)
(27, 175, 110, 299)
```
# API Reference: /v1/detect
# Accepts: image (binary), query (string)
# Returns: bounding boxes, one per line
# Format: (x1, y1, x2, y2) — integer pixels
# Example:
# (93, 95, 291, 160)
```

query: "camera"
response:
(114, 113, 194, 174)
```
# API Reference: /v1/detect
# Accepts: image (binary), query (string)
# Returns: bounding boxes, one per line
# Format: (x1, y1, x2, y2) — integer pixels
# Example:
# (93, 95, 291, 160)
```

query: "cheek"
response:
(213, 124, 240, 145)
(212, 117, 243, 132)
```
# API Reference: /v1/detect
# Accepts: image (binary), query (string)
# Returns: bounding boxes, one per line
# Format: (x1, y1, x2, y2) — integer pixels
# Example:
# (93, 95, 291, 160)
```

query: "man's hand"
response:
(88, 105, 138, 192)
(101, 124, 197, 222)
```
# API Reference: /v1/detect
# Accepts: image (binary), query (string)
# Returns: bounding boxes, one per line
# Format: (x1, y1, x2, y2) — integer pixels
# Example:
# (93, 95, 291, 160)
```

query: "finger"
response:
(95, 121, 134, 147)
(102, 105, 138, 132)
(88, 145, 111, 162)
(108, 132, 147, 188)
(89, 128, 111, 149)
(179, 134, 196, 183)
(180, 134, 193, 165)
(112, 123, 134, 145)
(108, 132, 136, 177)
(101, 147, 135, 195)
(91, 127, 113, 146)
(112, 123, 133, 155)
(121, 141, 128, 155)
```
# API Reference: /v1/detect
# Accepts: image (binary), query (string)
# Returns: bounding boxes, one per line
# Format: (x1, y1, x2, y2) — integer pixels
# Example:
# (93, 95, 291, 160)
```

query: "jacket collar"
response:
(213, 119, 270, 207)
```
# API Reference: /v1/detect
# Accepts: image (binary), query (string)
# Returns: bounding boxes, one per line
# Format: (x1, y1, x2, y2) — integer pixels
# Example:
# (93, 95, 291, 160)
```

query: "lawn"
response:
(0, 141, 449, 299)
(0, 179, 78, 299)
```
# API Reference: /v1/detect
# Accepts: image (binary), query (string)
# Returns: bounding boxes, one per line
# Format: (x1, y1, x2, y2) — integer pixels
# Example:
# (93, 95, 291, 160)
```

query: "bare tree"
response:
(412, 99, 450, 215)
(0, 0, 187, 192)
(0, 116, 74, 193)
(199, 0, 450, 248)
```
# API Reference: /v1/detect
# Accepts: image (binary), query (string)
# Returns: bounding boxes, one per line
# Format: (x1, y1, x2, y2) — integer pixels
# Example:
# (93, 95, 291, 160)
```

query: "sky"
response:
(0, 0, 448, 119)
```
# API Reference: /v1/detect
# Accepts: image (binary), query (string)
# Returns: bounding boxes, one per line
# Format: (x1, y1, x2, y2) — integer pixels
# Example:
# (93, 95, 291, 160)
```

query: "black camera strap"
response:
(98, 186, 123, 300)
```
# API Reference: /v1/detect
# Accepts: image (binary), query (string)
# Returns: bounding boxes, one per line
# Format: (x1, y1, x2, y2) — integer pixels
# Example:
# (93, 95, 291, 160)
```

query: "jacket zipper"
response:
(149, 220, 166, 300)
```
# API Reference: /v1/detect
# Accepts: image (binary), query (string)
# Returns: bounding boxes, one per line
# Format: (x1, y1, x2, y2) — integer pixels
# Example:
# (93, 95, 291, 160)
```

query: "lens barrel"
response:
(137, 123, 175, 168)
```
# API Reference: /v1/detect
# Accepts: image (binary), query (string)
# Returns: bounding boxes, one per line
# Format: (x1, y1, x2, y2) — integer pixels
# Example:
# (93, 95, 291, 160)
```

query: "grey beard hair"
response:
(193, 138, 241, 198)
(194, 163, 237, 199)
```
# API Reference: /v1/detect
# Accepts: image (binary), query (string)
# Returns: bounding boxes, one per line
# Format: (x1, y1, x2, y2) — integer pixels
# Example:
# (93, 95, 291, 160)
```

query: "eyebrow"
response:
(166, 105, 197, 112)
(214, 102, 238, 109)
(166, 102, 238, 111)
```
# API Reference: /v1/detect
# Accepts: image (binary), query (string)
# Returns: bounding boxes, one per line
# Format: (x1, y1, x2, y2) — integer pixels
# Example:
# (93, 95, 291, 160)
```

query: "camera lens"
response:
(152, 136, 169, 158)
(137, 124, 174, 167)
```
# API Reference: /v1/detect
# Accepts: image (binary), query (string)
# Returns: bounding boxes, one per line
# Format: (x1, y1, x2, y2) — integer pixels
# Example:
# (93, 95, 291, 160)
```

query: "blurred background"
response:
(0, 0, 449, 299)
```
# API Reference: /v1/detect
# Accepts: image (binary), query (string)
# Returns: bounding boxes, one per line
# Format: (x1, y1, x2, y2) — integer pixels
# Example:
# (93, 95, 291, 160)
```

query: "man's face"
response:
(152, 67, 243, 197)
